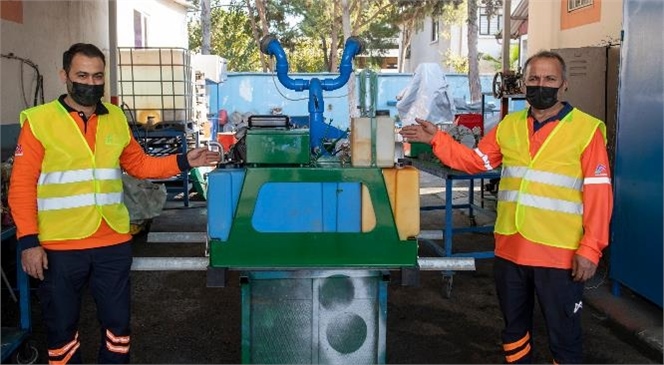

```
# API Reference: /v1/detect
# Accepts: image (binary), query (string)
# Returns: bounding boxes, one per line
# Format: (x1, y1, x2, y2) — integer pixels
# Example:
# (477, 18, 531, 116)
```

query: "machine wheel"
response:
(492, 72, 504, 99)
(15, 342, 39, 364)
(442, 275, 454, 299)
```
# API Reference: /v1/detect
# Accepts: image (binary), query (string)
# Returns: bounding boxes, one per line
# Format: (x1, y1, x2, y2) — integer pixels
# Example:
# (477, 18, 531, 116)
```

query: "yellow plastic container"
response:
(361, 166, 420, 240)
(350, 116, 395, 167)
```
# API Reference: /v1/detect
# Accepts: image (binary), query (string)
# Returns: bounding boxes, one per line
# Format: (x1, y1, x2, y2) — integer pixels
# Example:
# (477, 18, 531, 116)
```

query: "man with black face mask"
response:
(400, 50, 613, 364)
(9, 43, 221, 364)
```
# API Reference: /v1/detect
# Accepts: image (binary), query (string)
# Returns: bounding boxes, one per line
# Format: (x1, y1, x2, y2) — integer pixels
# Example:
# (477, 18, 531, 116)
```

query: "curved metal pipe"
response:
(259, 35, 308, 91)
(321, 36, 364, 90)
(259, 34, 364, 153)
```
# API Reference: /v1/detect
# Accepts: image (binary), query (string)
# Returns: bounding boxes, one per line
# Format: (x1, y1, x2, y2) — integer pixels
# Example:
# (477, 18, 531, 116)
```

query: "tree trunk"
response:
(329, 1, 340, 73)
(245, 0, 268, 72)
(201, 0, 211, 54)
(255, 0, 270, 38)
(255, 0, 271, 71)
(467, 0, 482, 103)
(341, 0, 358, 118)
(398, 18, 415, 73)
(321, 36, 330, 70)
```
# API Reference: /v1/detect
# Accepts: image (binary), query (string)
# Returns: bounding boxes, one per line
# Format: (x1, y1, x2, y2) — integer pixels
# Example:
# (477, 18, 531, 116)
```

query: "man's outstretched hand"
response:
(186, 147, 221, 167)
(399, 118, 438, 144)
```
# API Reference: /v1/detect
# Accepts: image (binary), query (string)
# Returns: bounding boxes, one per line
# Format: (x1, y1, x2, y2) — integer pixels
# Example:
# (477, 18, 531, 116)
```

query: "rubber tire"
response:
(15, 343, 39, 364)
(492, 72, 504, 99)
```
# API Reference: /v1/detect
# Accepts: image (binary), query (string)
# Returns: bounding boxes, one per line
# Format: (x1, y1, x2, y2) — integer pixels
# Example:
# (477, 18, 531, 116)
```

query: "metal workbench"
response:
(407, 157, 500, 297)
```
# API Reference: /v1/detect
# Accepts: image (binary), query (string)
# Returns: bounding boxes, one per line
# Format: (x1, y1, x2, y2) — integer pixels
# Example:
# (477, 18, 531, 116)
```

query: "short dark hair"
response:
(523, 50, 567, 81)
(63, 43, 106, 73)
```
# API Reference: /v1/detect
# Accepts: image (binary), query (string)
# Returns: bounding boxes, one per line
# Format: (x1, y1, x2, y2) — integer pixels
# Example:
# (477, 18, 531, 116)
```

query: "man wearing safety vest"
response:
(8, 43, 221, 364)
(400, 51, 613, 364)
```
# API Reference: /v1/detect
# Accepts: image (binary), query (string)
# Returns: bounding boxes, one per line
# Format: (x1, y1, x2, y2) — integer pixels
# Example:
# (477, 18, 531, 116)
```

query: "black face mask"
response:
(525, 86, 560, 110)
(67, 80, 104, 107)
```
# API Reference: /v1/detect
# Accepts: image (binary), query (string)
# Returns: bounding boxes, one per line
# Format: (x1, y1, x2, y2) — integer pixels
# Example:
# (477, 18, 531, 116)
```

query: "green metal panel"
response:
(209, 167, 418, 268)
(405, 142, 432, 158)
(240, 270, 388, 364)
(245, 129, 310, 164)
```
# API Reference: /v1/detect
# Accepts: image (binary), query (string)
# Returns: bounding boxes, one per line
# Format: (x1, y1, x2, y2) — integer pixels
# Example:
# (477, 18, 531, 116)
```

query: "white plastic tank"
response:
(350, 116, 395, 167)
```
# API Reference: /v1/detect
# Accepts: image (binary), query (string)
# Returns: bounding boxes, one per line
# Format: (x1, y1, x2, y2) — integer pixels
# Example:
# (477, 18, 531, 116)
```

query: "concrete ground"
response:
(1, 170, 662, 364)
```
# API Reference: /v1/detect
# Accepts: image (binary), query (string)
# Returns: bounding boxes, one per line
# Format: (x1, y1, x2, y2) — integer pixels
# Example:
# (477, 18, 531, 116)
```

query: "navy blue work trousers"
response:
(38, 241, 132, 364)
(493, 257, 585, 364)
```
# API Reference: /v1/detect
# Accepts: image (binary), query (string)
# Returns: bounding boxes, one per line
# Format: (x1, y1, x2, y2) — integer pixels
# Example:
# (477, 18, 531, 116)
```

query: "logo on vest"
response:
(14, 144, 24, 157)
(573, 301, 583, 314)
(105, 135, 121, 145)
(594, 164, 607, 176)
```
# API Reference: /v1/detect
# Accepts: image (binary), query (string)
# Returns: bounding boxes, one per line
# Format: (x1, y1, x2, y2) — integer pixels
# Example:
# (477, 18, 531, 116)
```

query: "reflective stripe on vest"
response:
(38, 168, 122, 185)
(38, 192, 124, 211)
(501, 166, 583, 191)
(494, 108, 606, 250)
(21, 100, 131, 241)
(497, 190, 583, 215)
(584, 176, 611, 185)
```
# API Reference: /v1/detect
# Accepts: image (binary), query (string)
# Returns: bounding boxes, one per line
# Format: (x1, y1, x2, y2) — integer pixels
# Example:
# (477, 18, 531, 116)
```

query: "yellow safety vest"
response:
(494, 108, 606, 249)
(20, 100, 131, 241)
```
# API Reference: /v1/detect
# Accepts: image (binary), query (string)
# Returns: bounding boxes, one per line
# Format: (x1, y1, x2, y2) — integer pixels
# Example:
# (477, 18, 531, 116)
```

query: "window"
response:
(478, 7, 502, 36)
(431, 19, 439, 42)
(568, 0, 593, 12)
(134, 10, 148, 47)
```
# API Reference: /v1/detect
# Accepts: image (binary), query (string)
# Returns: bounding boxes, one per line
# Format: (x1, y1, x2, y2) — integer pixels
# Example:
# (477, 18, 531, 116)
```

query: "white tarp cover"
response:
(396, 63, 457, 126)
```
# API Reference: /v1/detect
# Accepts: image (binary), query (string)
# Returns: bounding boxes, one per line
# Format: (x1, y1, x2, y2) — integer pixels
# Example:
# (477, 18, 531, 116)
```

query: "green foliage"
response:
(480, 0, 503, 17)
(272, 0, 408, 71)
(480, 43, 520, 71)
(287, 37, 327, 72)
(440, 0, 466, 25)
(187, 0, 469, 73)
(444, 50, 468, 73)
(188, 5, 261, 71)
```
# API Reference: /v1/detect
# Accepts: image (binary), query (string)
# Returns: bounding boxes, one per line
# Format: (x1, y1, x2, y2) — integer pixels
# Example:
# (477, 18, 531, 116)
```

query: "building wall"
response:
(406, 15, 507, 74)
(116, 0, 189, 48)
(407, 18, 451, 70)
(1, 0, 109, 155)
(527, 0, 622, 55)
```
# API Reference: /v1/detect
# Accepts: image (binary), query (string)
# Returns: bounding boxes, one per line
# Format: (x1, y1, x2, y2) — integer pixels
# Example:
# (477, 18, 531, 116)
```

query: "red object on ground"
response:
(454, 113, 484, 136)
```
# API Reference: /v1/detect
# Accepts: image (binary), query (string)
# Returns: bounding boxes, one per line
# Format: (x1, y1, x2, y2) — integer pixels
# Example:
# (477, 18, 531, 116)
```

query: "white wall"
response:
(407, 18, 449, 70)
(406, 15, 505, 74)
(1, 0, 189, 153)
(1, 0, 109, 143)
(116, 0, 189, 48)
(527, 0, 623, 55)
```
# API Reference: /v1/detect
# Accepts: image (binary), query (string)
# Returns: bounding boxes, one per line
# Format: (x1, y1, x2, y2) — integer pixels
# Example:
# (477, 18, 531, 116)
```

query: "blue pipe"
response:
(260, 35, 364, 154)
(320, 37, 363, 91)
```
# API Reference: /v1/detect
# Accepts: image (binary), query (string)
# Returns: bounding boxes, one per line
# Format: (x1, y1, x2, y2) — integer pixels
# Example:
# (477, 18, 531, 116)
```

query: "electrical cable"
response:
(2, 53, 45, 107)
